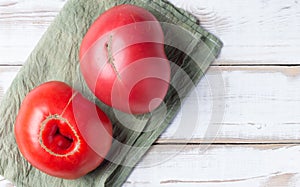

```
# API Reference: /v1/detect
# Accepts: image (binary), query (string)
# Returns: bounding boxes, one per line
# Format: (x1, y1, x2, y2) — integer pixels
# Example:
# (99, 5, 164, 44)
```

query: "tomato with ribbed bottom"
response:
(14, 81, 113, 179)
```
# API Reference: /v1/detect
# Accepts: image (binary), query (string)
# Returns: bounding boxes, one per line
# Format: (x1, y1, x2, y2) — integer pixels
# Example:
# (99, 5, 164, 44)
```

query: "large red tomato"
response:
(14, 81, 113, 179)
(79, 4, 170, 114)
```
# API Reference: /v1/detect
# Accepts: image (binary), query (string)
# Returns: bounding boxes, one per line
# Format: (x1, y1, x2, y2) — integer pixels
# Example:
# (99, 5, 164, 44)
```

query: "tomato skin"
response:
(79, 4, 170, 114)
(14, 81, 113, 179)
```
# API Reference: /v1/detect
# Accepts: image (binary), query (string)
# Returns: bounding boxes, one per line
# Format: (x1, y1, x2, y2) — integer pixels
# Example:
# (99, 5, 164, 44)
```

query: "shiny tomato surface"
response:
(79, 4, 170, 114)
(14, 81, 113, 179)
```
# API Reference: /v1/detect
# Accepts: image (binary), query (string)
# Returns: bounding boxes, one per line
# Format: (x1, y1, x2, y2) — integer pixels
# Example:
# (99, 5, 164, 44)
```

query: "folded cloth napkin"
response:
(0, 0, 222, 186)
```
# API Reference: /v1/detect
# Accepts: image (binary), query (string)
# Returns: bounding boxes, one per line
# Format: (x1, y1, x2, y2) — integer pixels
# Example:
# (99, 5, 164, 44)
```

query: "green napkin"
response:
(0, 0, 222, 186)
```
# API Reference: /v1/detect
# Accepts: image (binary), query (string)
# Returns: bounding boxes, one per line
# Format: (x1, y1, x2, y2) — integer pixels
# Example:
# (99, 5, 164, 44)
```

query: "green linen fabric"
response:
(0, 0, 222, 186)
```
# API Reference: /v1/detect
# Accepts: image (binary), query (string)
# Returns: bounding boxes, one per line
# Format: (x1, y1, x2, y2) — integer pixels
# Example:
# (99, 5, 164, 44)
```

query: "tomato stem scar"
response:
(106, 35, 121, 80)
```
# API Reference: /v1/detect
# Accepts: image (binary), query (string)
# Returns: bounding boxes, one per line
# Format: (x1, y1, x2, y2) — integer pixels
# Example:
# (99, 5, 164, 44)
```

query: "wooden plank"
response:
(0, 26, 48, 65)
(0, 0, 300, 65)
(0, 0, 64, 65)
(2, 144, 300, 186)
(160, 65, 300, 143)
(2, 66, 300, 143)
(124, 144, 300, 186)
(0, 66, 19, 97)
(169, 0, 300, 64)
(0, 0, 63, 24)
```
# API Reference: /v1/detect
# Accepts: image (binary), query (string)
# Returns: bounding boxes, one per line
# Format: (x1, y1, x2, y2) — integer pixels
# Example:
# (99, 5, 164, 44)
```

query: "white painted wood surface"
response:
(1, 0, 300, 65)
(126, 144, 300, 187)
(169, 0, 300, 64)
(1, 0, 300, 186)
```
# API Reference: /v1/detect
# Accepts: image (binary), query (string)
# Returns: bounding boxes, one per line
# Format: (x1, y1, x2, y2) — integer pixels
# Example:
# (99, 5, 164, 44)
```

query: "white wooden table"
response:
(1, 0, 300, 186)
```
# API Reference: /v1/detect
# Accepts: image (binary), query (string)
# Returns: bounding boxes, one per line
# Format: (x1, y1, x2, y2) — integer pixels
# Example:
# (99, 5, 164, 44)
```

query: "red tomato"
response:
(79, 4, 170, 114)
(14, 81, 113, 179)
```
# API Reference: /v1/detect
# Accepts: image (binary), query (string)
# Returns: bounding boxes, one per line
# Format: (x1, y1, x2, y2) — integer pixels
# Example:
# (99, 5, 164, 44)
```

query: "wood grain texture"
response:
(1, 66, 300, 143)
(169, 0, 300, 64)
(2, 144, 300, 187)
(124, 144, 300, 187)
(0, 0, 64, 65)
(1, 0, 300, 64)
(0, 67, 19, 98)
(1, 0, 300, 186)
